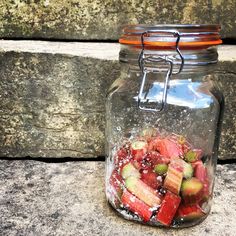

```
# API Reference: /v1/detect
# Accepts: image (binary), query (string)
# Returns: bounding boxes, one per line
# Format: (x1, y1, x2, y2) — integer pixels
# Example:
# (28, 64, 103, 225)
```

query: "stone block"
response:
(0, 0, 236, 40)
(0, 41, 235, 159)
(0, 160, 235, 235)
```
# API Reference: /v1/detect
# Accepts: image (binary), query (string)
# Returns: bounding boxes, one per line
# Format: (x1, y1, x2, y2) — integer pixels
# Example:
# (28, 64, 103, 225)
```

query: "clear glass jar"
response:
(105, 25, 224, 228)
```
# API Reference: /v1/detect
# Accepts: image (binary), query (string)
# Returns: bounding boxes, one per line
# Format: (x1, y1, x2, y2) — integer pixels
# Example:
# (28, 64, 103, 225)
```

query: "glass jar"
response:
(105, 25, 224, 228)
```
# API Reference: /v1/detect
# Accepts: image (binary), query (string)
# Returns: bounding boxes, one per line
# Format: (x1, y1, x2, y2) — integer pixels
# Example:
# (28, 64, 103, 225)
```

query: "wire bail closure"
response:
(138, 30, 184, 112)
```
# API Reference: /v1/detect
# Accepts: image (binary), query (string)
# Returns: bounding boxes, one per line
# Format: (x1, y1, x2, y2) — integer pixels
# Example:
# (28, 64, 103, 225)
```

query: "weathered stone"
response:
(215, 61, 236, 160)
(0, 0, 236, 40)
(0, 160, 235, 235)
(0, 42, 235, 159)
(0, 42, 120, 158)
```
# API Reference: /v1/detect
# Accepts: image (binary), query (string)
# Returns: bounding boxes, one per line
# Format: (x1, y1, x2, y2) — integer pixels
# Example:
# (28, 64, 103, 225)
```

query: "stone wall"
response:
(0, 0, 236, 40)
(0, 1, 235, 159)
(0, 42, 235, 159)
(0, 42, 119, 158)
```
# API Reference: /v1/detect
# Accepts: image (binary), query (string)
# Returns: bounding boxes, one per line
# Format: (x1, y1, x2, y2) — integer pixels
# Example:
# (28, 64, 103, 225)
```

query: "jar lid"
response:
(119, 24, 222, 48)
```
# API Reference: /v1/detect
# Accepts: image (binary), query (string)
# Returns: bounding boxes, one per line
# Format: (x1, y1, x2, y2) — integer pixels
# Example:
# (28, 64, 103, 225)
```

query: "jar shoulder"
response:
(107, 72, 223, 110)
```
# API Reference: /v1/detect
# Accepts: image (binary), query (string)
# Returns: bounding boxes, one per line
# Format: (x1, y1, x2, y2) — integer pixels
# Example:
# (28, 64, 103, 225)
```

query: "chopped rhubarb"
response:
(109, 170, 124, 206)
(125, 176, 162, 207)
(154, 164, 168, 175)
(141, 169, 162, 189)
(184, 149, 202, 163)
(121, 162, 140, 180)
(132, 160, 142, 170)
(156, 191, 181, 226)
(108, 130, 210, 227)
(194, 161, 210, 199)
(163, 158, 184, 195)
(147, 137, 162, 152)
(176, 204, 205, 221)
(131, 140, 148, 161)
(176, 135, 186, 145)
(169, 157, 185, 172)
(115, 147, 132, 172)
(110, 170, 123, 195)
(181, 177, 204, 204)
(147, 151, 170, 166)
(183, 162, 193, 179)
(132, 158, 153, 171)
(193, 149, 203, 160)
(121, 189, 153, 222)
(194, 161, 207, 182)
(182, 142, 192, 154)
(157, 137, 184, 159)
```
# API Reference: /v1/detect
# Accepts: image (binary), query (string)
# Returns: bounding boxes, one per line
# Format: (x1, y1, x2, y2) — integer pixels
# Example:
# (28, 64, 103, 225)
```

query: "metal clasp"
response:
(138, 30, 184, 112)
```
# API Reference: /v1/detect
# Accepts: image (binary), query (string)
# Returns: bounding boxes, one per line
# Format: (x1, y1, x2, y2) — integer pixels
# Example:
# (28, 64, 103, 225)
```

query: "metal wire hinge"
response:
(137, 30, 185, 112)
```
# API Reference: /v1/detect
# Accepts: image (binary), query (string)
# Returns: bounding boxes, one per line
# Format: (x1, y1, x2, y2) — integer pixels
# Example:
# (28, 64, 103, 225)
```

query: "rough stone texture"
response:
(0, 42, 235, 159)
(0, 160, 235, 235)
(215, 61, 236, 160)
(0, 49, 119, 158)
(0, 0, 236, 40)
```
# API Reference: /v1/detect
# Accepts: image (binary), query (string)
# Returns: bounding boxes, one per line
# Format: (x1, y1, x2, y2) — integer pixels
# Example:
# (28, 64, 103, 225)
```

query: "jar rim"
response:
(119, 24, 222, 48)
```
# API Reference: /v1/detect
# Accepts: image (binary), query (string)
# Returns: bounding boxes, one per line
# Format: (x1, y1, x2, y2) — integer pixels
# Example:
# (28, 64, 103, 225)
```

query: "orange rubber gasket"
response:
(119, 39, 222, 46)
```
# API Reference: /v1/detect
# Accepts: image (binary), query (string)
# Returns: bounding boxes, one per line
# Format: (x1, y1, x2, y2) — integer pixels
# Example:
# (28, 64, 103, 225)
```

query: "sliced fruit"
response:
(163, 158, 184, 195)
(156, 191, 181, 226)
(184, 149, 202, 163)
(176, 204, 205, 221)
(121, 162, 140, 180)
(157, 138, 184, 159)
(154, 164, 168, 175)
(125, 176, 162, 207)
(181, 177, 203, 204)
(121, 189, 153, 222)
(183, 162, 193, 179)
(141, 169, 162, 189)
(131, 140, 148, 161)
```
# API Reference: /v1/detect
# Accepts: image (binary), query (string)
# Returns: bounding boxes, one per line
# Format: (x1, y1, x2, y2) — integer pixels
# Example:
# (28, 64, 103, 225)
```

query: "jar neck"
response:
(119, 45, 218, 74)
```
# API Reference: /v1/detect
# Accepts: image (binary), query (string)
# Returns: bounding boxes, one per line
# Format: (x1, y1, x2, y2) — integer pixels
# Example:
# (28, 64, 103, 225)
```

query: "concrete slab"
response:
(0, 160, 235, 235)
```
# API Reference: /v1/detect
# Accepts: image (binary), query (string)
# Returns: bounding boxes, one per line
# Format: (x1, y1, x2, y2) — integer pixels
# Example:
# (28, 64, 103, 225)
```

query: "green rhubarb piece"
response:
(183, 162, 193, 179)
(181, 178, 203, 197)
(154, 164, 168, 175)
(185, 150, 198, 163)
(121, 163, 140, 180)
(176, 204, 205, 221)
(131, 140, 147, 150)
(125, 176, 161, 207)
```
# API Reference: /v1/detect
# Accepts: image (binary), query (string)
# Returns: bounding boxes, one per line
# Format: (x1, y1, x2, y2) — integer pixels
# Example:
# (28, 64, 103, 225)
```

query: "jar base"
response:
(107, 200, 209, 228)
